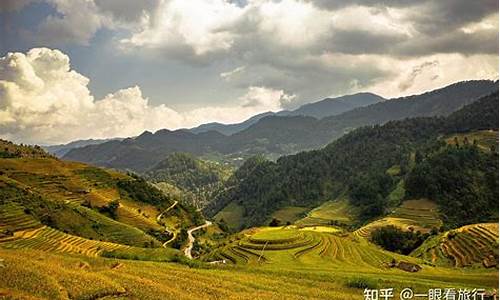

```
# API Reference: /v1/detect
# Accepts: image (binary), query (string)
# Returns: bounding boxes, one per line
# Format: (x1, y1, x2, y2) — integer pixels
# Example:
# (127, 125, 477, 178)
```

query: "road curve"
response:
(157, 201, 178, 222)
(156, 201, 178, 248)
(184, 221, 212, 259)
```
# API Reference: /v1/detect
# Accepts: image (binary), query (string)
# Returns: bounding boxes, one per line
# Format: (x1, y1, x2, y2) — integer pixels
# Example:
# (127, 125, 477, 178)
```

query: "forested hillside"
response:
(63, 80, 497, 171)
(406, 145, 498, 228)
(144, 153, 233, 209)
(205, 92, 499, 229)
(0, 140, 53, 158)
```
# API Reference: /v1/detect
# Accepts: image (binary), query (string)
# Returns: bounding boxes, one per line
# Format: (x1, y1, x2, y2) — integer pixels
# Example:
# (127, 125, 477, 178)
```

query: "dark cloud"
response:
(94, 0, 160, 25)
(328, 29, 408, 55)
(2, 0, 497, 112)
(0, 0, 35, 12)
(408, 0, 498, 34)
(396, 28, 499, 57)
(222, 52, 393, 109)
(309, 0, 419, 10)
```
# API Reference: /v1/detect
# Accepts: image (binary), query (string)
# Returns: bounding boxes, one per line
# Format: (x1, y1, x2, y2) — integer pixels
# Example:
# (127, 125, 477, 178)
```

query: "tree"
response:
(269, 218, 281, 227)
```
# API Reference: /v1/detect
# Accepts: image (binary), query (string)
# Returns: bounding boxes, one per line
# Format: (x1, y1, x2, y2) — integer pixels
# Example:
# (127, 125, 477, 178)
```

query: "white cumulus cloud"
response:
(0, 48, 291, 145)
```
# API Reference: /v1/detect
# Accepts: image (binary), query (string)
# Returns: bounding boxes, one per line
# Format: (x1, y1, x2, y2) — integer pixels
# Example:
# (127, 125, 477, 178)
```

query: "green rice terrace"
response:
(354, 199, 442, 239)
(412, 223, 499, 268)
(2, 166, 497, 299)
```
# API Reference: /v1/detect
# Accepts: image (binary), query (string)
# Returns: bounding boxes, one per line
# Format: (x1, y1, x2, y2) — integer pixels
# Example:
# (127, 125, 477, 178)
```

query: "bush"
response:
(269, 218, 281, 227)
(371, 225, 428, 255)
(345, 277, 377, 289)
(99, 200, 120, 219)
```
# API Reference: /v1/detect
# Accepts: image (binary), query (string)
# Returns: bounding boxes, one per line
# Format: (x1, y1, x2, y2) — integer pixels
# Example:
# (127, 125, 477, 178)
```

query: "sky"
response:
(0, 0, 498, 145)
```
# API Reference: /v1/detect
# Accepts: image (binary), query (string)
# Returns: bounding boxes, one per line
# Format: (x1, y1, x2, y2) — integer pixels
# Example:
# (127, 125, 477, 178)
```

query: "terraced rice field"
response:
(295, 197, 356, 227)
(0, 159, 125, 207)
(354, 199, 441, 239)
(0, 226, 129, 257)
(6, 170, 89, 205)
(0, 202, 43, 236)
(268, 206, 309, 225)
(412, 223, 499, 268)
(215, 227, 411, 270)
(0, 158, 165, 246)
(0, 224, 498, 299)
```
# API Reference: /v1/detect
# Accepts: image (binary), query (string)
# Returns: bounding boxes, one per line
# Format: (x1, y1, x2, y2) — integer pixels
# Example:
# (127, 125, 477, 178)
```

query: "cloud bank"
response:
(9, 0, 497, 107)
(0, 48, 291, 144)
(1, 0, 498, 144)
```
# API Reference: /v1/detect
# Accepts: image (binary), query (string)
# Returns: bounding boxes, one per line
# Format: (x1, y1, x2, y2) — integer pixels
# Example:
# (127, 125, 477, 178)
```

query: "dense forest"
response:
(144, 153, 233, 209)
(205, 92, 499, 229)
(406, 145, 498, 228)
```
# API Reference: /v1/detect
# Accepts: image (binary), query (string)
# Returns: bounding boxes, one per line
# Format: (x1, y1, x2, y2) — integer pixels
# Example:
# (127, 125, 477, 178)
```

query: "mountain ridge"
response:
(189, 92, 385, 136)
(63, 80, 498, 172)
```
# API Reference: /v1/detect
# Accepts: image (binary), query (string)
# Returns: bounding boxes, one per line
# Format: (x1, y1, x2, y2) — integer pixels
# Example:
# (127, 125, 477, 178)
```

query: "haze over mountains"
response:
(190, 92, 385, 136)
(63, 80, 498, 172)
(52, 92, 383, 156)
(43, 138, 124, 157)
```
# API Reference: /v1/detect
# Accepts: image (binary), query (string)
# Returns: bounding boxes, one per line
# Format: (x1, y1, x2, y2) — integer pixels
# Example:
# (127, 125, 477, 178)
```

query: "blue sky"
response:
(0, 0, 498, 144)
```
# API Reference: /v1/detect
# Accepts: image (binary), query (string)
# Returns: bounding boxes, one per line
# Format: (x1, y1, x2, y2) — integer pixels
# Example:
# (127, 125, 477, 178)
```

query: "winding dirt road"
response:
(156, 201, 178, 248)
(184, 221, 212, 259)
(156, 201, 178, 222)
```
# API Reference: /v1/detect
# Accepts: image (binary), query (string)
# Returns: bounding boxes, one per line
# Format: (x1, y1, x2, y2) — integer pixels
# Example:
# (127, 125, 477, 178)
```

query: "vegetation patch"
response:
(371, 225, 431, 255)
(406, 145, 498, 228)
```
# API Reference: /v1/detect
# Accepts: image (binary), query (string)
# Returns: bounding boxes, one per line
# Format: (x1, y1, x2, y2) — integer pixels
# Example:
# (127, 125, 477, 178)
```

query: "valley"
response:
(1, 0, 499, 297)
(0, 84, 498, 299)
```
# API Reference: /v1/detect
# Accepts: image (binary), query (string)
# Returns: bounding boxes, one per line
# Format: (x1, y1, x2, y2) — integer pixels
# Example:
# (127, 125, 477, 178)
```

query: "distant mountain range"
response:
(190, 92, 385, 135)
(43, 138, 124, 157)
(63, 80, 498, 172)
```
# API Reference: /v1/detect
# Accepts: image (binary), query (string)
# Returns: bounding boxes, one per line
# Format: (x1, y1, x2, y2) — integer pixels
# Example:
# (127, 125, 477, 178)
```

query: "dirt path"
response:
(156, 201, 178, 222)
(156, 201, 178, 248)
(184, 221, 212, 259)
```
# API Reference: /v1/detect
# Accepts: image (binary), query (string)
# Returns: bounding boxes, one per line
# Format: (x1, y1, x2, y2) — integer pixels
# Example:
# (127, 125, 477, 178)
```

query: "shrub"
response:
(371, 225, 428, 255)
(269, 218, 281, 227)
(345, 277, 377, 289)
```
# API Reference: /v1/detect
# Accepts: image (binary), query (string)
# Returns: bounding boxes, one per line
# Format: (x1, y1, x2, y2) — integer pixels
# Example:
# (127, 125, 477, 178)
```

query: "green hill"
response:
(0, 139, 53, 159)
(206, 92, 499, 229)
(144, 153, 233, 209)
(0, 143, 202, 258)
(353, 199, 442, 239)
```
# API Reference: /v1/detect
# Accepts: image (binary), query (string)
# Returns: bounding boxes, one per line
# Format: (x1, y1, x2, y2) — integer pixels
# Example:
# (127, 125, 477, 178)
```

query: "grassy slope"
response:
(0, 158, 163, 247)
(214, 202, 245, 230)
(268, 206, 309, 225)
(0, 153, 202, 258)
(445, 130, 498, 152)
(354, 199, 442, 238)
(295, 196, 357, 227)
